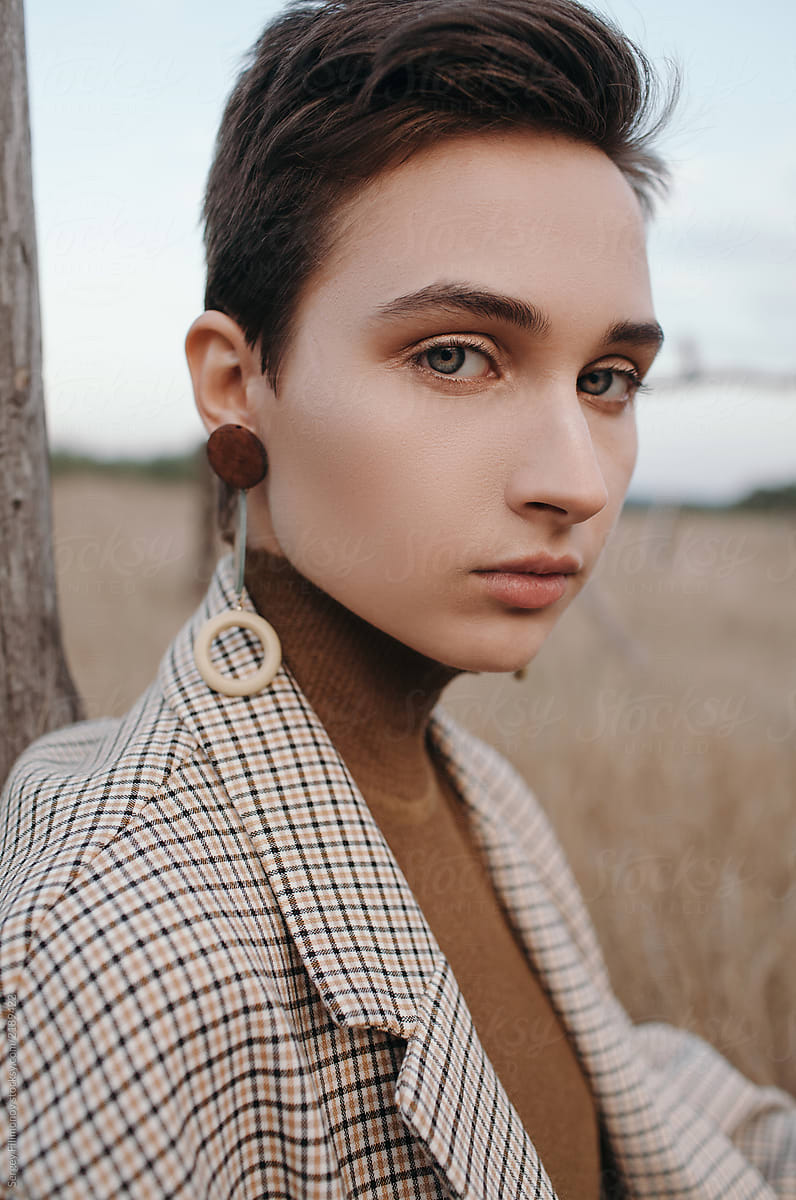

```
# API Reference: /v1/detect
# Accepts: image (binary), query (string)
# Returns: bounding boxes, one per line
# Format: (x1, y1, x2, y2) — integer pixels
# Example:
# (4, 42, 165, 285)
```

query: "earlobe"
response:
(185, 310, 262, 435)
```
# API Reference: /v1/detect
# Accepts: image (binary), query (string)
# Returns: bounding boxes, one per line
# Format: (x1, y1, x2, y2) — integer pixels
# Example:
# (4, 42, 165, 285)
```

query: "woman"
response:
(2, 0, 794, 1196)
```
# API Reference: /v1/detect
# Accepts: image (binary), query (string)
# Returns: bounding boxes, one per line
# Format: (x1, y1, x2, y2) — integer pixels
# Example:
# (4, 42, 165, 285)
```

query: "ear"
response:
(185, 310, 271, 438)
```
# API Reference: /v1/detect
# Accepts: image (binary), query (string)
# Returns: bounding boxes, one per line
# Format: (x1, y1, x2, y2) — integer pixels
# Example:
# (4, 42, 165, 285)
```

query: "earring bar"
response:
(234, 489, 248, 608)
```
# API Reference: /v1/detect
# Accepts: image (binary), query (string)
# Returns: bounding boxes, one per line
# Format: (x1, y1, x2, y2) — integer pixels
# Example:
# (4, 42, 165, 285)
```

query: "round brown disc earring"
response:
(194, 424, 282, 696)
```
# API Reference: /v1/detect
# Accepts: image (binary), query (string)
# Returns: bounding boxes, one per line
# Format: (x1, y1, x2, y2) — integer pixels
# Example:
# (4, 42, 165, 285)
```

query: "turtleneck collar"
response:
(244, 548, 468, 820)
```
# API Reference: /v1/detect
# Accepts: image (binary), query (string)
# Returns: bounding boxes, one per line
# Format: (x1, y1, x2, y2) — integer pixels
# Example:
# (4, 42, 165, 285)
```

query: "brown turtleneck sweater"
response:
(245, 548, 601, 1199)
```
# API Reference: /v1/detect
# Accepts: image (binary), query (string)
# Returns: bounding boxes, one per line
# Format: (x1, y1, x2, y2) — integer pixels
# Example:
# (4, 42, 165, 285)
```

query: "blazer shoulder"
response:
(0, 680, 203, 984)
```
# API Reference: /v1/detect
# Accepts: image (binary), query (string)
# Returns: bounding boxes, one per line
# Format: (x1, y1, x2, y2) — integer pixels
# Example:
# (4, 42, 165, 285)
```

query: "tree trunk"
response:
(0, 0, 83, 787)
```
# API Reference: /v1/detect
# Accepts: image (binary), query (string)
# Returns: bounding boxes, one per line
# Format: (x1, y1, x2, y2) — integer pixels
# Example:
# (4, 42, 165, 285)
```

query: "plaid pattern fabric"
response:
(0, 554, 794, 1199)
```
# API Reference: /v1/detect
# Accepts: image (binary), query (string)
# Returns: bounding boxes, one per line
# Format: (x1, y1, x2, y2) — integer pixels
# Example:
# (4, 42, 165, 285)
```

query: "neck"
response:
(244, 548, 467, 818)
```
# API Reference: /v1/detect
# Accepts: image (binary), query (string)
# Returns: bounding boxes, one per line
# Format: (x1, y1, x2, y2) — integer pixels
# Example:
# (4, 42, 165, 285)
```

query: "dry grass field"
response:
(51, 473, 796, 1095)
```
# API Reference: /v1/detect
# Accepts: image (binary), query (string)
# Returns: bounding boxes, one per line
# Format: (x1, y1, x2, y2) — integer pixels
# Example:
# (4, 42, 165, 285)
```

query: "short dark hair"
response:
(204, 0, 678, 391)
(203, 0, 678, 538)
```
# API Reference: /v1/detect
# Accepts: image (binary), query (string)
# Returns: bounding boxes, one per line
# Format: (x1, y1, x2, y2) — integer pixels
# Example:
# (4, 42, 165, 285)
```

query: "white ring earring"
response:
(194, 424, 282, 697)
(195, 609, 282, 696)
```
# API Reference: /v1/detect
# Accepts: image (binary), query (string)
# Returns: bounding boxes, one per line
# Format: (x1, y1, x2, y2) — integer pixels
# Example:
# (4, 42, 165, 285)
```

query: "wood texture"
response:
(206, 424, 268, 490)
(0, 0, 82, 786)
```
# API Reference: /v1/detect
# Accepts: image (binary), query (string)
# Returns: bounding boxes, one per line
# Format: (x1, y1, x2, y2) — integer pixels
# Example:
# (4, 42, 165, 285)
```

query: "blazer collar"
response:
(160, 554, 445, 1036)
(158, 556, 773, 1200)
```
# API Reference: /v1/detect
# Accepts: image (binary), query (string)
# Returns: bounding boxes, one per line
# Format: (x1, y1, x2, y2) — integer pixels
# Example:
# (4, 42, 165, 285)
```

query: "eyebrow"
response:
(370, 282, 665, 352)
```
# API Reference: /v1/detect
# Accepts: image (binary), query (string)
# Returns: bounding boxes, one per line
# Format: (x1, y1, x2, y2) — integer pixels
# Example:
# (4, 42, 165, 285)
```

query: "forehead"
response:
(309, 129, 651, 317)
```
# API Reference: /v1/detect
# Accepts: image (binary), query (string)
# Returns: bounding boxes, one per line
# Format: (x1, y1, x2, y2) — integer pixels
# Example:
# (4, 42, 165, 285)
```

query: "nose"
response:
(504, 392, 611, 524)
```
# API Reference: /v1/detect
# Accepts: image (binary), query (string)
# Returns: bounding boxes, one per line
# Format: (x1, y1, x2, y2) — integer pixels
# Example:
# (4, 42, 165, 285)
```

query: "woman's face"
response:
(246, 129, 662, 673)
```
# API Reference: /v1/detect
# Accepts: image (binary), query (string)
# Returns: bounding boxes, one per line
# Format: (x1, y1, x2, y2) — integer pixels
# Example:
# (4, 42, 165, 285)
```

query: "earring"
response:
(194, 424, 282, 696)
(513, 667, 527, 682)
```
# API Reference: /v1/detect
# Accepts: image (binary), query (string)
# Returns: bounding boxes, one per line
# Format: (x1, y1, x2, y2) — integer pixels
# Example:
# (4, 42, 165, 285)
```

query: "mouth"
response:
(472, 555, 580, 609)
(473, 553, 581, 575)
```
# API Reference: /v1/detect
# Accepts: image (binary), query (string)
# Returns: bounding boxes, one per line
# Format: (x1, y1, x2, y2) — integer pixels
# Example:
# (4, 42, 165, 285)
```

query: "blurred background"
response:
(24, 0, 796, 1094)
(26, 0, 796, 497)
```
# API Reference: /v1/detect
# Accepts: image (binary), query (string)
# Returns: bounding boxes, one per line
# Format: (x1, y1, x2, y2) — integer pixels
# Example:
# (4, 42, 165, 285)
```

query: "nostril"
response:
(527, 501, 568, 513)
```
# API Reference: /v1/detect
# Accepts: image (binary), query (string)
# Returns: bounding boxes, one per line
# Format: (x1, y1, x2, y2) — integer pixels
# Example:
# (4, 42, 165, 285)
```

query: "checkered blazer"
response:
(1, 555, 794, 1199)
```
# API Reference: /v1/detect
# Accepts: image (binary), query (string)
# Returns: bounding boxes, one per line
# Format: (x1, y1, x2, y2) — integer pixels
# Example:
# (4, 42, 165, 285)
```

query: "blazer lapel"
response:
(158, 556, 555, 1199)
(396, 959, 555, 1199)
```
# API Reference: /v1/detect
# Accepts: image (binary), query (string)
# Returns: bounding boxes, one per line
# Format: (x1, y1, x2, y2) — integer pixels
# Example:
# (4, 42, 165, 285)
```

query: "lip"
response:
(473, 570, 570, 609)
(473, 553, 581, 575)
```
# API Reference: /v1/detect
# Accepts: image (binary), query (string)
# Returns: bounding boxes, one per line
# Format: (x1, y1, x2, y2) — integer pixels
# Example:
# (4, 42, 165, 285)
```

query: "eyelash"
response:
(408, 335, 651, 406)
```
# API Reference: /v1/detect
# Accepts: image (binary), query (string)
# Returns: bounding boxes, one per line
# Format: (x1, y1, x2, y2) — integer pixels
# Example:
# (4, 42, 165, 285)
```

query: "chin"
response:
(428, 638, 544, 677)
(392, 604, 561, 675)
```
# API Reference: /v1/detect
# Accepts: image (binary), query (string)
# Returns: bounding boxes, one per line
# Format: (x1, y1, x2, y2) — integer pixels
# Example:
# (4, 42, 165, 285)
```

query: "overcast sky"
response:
(24, 0, 796, 502)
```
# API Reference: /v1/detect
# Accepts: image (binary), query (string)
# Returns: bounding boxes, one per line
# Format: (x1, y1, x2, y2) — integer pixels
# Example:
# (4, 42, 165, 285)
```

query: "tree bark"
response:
(0, 0, 82, 787)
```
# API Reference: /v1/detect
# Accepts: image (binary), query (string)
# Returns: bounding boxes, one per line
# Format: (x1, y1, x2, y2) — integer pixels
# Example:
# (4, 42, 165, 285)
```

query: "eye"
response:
(412, 338, 495, 380)
(578, 365, 644, 406)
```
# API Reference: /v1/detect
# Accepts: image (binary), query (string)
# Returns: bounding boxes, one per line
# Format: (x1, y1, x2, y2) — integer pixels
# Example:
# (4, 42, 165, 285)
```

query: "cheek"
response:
(597, 410, 638, 501)
(267, 381, 439, 562)
(621, 414, 639, 481)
